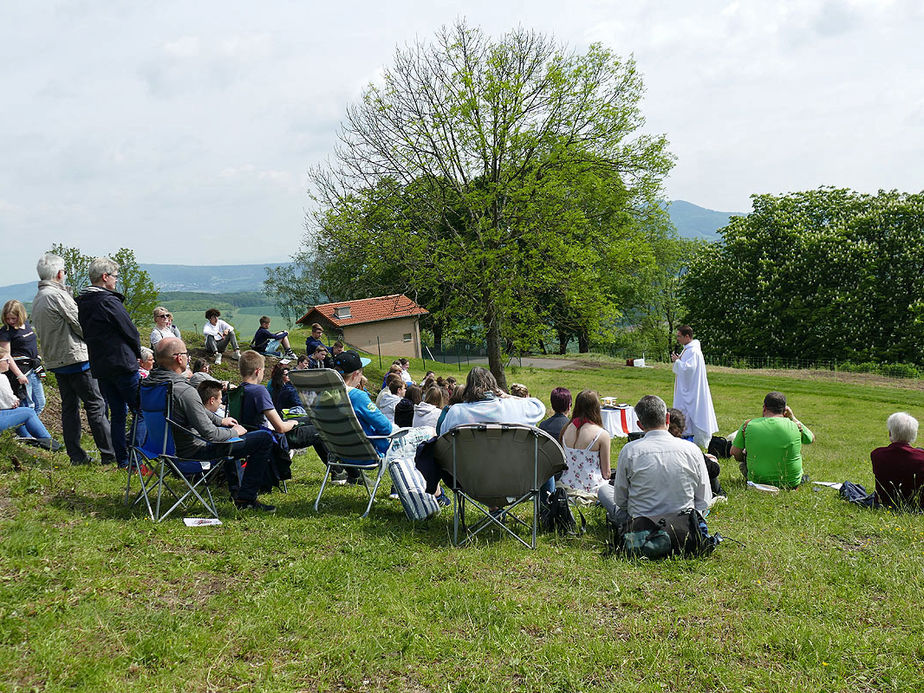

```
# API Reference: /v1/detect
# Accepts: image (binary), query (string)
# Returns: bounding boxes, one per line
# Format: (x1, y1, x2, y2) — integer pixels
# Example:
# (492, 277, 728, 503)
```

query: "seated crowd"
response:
(8, 252, 923, 524)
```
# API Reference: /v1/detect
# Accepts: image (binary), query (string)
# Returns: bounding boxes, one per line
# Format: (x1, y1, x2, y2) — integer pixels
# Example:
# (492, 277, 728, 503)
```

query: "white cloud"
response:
(1, 0, 922, 283)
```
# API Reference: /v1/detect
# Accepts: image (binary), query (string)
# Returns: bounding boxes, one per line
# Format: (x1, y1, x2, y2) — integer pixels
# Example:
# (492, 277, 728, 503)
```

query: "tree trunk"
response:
(433, 322, 443, 352)
(485, 299, 507, 391)
(578, 331, 589, 353)
(538, 339, 547, 355)
(557, 330, 569, 355)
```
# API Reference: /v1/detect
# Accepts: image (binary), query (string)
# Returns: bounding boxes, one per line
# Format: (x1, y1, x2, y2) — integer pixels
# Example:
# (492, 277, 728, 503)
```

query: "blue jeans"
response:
(15, 370, 46, 438)
(97, 370, 142, 466)
(0, 406, 52, 439)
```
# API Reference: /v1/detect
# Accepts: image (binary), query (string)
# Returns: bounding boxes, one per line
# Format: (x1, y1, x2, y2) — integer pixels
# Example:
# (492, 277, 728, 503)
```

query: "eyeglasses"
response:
(106, 272, 119, 279)
(155, 313, 172, 319)
(173, 351, 188, 358)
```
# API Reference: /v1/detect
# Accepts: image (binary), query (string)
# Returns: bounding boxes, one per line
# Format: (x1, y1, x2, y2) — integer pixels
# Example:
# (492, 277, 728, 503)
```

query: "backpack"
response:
(609, 509, 720, 559)
(707, 435, 733, 459)
(539, 488, 585, 535)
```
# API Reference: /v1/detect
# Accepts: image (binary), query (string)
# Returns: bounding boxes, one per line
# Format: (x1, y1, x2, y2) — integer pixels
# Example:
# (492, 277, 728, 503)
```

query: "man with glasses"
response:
(31, 253, 115, 465)
(150, 307, 181, 349)
(77, 257, 143, 469)
(149, 338, 277, 512)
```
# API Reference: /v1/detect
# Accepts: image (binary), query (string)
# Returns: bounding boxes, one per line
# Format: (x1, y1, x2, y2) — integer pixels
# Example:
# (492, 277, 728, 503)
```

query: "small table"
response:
(600, 405, 641, 438)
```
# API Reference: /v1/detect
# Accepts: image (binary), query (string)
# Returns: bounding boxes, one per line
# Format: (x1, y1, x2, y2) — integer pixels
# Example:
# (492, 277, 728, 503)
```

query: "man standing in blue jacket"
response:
(76, 257, 142, 468)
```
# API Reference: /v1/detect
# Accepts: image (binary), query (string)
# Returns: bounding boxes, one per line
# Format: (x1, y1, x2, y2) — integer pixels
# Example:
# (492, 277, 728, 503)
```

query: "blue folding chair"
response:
(127, 380, 240, 522)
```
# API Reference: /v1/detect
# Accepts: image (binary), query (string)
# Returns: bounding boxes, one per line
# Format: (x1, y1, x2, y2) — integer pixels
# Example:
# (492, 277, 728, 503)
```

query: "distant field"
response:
(166, 307, 292, 342)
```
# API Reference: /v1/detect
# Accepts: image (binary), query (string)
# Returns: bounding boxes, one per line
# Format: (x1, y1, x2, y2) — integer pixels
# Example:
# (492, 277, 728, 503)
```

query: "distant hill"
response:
(0, 204, 745, 304)
(0, 262, 290, 305)
(666, 200, 744, 241)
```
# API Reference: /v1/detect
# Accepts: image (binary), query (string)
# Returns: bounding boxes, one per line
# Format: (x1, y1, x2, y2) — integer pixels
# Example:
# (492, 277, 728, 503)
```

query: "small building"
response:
(296, 294, 429, 358)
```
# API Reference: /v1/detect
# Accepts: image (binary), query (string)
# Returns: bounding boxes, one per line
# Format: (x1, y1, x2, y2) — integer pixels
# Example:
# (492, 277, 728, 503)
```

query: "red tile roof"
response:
(296, 294, 428, 328)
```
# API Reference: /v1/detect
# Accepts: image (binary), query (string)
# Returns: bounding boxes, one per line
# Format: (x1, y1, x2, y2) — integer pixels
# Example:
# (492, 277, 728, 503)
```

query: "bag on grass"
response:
(388, 455, 440, 521)
(539, 488, 585, 535)
(610, 509, 720, 559)
(707, 435, 733, 459)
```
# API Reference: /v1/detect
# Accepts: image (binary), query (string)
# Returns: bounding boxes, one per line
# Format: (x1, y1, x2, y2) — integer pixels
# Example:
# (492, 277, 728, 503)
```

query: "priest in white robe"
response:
(671, 325, 718, 448)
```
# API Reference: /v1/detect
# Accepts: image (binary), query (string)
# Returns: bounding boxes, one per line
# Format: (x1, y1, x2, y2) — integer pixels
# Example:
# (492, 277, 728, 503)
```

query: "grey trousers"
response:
(205, 331, 239, 354)
(57, 369, 115, 463)
(597, 484, 630, 526)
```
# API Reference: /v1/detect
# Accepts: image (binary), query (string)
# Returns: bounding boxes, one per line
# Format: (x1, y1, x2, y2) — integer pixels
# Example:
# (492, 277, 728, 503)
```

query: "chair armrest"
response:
(367, 427, 412, 441)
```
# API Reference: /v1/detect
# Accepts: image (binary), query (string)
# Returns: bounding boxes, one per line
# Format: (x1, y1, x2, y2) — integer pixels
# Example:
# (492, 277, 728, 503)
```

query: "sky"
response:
(1, 0, 922, 284)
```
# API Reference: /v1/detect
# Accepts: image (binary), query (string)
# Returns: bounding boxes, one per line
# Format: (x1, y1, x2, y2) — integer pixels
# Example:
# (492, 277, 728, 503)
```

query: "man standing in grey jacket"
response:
(31, 253, 114, 465)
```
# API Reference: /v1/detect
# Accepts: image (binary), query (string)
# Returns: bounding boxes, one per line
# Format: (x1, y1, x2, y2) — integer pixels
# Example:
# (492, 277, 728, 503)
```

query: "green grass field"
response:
(2, 359, 923, 691)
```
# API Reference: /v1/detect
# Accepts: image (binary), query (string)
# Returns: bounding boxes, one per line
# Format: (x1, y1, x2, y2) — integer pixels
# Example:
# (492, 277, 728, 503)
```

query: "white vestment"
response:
(672, 339, 718, 448)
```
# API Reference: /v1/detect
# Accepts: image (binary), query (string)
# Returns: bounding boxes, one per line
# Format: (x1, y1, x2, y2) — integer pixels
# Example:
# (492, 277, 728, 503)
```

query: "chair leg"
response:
(360, 463, 387, 518)
(314, 465, 332, 512)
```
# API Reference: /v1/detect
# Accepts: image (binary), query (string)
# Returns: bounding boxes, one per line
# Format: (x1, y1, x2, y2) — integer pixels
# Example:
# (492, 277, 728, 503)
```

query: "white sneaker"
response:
(214, 353, 222, 365)
(230, 350, 241, 360)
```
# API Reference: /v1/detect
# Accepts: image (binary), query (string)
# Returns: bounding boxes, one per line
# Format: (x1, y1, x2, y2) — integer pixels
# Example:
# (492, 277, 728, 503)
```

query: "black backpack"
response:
(539, 488, 585, 535)
(609, 508, 720, 559)
(707, 435, 733, 459)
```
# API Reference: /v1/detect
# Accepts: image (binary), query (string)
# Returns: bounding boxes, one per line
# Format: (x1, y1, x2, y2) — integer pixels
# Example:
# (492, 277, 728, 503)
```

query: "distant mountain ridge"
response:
(0, 201, 745, 303)
(0, 262, 290, 306)
(666, 200, 744, 241)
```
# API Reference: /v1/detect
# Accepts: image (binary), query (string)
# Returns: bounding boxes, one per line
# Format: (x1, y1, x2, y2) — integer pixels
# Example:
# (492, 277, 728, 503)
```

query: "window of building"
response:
(334, 306, 352, 319)
(403, 333, 412, 342)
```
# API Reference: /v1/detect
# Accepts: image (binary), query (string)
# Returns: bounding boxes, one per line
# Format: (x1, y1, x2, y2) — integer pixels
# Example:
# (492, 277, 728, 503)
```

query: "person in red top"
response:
(870, 412, 924, 509)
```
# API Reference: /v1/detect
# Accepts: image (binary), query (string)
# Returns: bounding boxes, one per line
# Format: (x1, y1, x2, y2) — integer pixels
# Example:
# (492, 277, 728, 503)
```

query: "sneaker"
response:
(214, 353, 222, 365)
(330, 470, 349, 485)
(234, 499, 276, 512)
(346, 474, 364, 486)
(35, 438, 63, 452)
(436, 491, 452, 507)
(285, 349, 297, 359)
(230, 350, 241, 361)
(389, 485, 399, 500)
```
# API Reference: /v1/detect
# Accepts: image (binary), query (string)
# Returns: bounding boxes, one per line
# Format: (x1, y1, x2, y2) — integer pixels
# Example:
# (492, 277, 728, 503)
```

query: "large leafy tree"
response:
(306, 21, 672, 387)
(680, 188, 924, 365)
(48, 244, 159, 328)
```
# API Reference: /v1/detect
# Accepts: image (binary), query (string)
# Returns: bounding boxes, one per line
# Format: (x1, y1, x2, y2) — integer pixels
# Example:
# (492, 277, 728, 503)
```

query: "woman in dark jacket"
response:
(267, 363, 303, 415)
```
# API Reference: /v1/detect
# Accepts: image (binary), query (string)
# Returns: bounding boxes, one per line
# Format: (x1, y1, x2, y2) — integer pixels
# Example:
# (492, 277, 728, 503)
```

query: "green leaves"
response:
(681, 188, 924, 365)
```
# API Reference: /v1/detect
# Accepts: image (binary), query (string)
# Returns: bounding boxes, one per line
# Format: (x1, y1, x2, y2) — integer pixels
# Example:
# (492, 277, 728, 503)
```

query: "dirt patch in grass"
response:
(0, 487, 17, 519)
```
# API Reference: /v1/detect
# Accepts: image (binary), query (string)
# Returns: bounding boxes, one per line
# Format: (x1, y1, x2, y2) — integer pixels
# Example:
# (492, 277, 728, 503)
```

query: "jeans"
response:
(0, 406, 52, 439)
(191, 430, 274, 502)
(56, 369, 115, 463)
(97, 370, 142, 466)
(13, 369, 46, 437)
(205, 332, 239, 355)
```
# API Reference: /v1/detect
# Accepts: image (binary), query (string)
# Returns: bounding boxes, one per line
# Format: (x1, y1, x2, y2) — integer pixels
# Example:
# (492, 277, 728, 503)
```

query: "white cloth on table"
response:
(600, 405, 642, 438)
(672, 339, 718, 448)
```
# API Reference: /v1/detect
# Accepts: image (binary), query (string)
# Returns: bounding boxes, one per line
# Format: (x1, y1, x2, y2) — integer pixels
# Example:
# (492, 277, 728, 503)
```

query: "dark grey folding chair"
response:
(433, 423, 567, 549)
(288, 368, 409, 518)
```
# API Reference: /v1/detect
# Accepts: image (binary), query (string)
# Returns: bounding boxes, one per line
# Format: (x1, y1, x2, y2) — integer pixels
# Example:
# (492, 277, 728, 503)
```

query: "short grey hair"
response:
(139, 346, 154, 361)
(887, 412, 918, 444)
(88, 257, 119, 284)
(37, 253, 66, 281)
(635, 394, 667, 430)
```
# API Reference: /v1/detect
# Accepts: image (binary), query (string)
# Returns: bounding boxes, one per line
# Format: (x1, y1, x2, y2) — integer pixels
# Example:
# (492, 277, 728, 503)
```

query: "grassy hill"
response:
(2, 359, 923, 690)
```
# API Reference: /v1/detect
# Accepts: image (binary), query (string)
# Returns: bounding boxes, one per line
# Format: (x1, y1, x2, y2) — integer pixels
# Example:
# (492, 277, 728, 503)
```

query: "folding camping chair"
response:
(432, 423, 567, 549)
(126, 380, 239, 522)
(288, 368, 410, 518)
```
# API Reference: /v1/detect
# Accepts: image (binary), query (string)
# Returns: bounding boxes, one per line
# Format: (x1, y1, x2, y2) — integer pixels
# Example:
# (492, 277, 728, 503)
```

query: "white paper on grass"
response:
(812, 481, 843, 490)
(183, 518, 222, 527)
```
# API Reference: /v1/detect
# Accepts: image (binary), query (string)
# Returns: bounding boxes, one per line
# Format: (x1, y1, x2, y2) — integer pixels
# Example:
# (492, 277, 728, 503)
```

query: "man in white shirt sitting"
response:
(202, 308, 240, 365)
(598, 394, 712, 527)
(377, 373, 406, 423)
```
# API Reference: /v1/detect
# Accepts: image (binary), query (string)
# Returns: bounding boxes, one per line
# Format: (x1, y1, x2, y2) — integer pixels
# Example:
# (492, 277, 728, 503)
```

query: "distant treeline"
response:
(160, 291, 269, 311)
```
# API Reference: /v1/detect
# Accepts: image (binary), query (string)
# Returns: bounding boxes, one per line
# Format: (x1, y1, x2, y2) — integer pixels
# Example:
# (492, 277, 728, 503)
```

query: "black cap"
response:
(333, 349, 370, 375)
